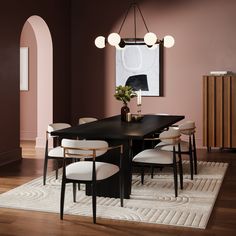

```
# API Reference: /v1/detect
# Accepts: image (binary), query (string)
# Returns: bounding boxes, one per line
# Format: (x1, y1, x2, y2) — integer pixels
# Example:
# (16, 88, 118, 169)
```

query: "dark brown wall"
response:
(0, 0, 71, 165)
(70, 0, 130, 124)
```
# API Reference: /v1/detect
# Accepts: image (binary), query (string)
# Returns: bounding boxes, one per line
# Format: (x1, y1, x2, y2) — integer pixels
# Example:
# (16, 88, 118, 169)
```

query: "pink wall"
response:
(20, 16, 53, 148)
(20, 21, 37, 140)
(27, 16, 53, 148)
(102, 0, 236, 147)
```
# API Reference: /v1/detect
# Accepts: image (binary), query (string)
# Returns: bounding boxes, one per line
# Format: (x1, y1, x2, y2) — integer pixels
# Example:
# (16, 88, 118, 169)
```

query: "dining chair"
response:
(132, 127, 183, 197)
(155, 121, 197, 180)
(76, 117, 98, 190)
(60, 139, 124, 223)
(78, 117, 98, 125)
(43, 123, 71, 185)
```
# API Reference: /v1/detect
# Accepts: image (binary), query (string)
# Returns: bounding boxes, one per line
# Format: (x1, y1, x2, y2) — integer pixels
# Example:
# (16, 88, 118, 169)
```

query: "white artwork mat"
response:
(116, 44, 160, 96)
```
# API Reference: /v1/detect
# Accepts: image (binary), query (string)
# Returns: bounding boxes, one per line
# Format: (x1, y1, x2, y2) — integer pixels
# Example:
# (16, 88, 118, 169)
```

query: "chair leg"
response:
(43, 156, 48, 185)
(173, 149, 178, 198)
(55, 159, 59, 179)
(91, 183, 97, 224)
(179, 157, 183, 190)
(141, 166, 144, 184)
(60, 179, 66, 220)
(193, 133, 198, 175)
(189, 136, 194, 180)
(151, 165, 154, 178)
(173, 163, 178, 198)
(119, 171, 124, 207)
(73, 183, 77, 202)
(193, 149, 197, 175)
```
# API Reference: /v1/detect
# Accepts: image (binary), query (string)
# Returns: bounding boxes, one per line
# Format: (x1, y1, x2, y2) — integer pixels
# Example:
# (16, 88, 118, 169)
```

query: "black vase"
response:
(121, 104, 130, 121)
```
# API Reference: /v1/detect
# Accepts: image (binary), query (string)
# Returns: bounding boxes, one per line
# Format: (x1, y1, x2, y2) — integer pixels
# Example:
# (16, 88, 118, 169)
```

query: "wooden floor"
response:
(0, 141, 236, 236)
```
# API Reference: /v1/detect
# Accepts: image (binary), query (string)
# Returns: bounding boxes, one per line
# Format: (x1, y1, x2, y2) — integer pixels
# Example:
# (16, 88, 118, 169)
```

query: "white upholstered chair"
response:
(155, 121, 197, 179)
(78, 117, 98, 125)
(60, 139, 124, 223)
(43, 123, 71, 185)
(132, 127, 183, 197)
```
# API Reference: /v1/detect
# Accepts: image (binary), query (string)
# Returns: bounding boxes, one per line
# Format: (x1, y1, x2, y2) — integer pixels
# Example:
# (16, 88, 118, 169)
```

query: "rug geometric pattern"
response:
(0, 161, 228, 229)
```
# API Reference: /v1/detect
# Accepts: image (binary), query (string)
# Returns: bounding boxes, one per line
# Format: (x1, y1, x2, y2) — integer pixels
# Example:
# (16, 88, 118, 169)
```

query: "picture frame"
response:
(116, 38, 163, 96)
(20, 47, 29, 91)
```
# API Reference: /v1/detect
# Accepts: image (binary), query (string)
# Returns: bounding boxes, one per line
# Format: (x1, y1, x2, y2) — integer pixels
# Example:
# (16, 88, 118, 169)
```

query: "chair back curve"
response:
(61, 139, 108, 159)
(179, 121, 195, 135)
(159, 127, 181, 145)
(48, 123, 71, 133)
(78, 117, 98, 125)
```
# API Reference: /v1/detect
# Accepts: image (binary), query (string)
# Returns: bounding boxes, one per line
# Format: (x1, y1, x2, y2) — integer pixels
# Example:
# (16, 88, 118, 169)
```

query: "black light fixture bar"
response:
(94, 2, 175, 49)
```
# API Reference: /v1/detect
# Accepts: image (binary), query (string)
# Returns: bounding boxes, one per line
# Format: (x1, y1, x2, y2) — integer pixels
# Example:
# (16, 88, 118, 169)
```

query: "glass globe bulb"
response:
(144, 32, 157, 46)
(164, 35, 175, 48)
(94, 36, 105, 49)
(107, 33, 121, 46)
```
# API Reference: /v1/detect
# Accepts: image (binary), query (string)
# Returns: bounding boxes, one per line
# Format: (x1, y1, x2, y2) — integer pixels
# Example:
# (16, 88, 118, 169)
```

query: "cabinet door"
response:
(232, 78, 236, 147)
(215, 77, 223, 147)
(223, 77, 231, 147)
(203, 77, 208, 146)
(203, 76, 236, 148)
(203, 76, 214, 147)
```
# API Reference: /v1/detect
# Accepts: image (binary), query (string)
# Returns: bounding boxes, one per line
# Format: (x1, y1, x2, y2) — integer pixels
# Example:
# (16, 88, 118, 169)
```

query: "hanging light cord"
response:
(133, 4, 136, 43)
(118, 2, 150, 36)
(136, 4, 149, 32)
(118, 4, 133, 34)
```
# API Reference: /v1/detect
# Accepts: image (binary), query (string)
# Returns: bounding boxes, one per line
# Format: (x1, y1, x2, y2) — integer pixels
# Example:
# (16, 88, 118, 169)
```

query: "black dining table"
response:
(52, 114, 184, 198)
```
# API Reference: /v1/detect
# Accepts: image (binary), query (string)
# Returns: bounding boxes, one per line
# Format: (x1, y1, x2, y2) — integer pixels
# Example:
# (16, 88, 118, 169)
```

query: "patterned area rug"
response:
(0, 161, 228, 229)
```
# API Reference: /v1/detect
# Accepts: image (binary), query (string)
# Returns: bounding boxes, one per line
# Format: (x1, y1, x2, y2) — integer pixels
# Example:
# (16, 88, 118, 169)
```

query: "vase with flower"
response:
(114, 85, 136, 121)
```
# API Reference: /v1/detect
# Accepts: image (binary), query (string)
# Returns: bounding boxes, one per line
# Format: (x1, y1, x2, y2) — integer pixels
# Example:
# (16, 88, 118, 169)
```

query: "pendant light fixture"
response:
(95, 2, 175, 49)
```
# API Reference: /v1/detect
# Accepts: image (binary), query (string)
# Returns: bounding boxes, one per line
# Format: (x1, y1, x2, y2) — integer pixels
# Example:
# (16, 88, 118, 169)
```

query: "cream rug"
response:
(0, 161, 228, 229)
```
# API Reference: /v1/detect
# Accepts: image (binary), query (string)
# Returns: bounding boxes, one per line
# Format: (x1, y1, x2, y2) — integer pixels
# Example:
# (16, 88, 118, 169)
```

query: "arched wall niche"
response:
(20, 15, 53, 149)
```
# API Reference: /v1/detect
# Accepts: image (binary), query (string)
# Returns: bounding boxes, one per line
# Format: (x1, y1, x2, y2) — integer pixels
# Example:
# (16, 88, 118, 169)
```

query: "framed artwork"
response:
(116, 39, 163, 96)
(20, 47, 29, 91)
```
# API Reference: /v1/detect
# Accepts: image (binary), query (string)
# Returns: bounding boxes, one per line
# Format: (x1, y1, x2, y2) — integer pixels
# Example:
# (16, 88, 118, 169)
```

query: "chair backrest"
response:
(61, 139, 108, 159)
(159, 127, 181, 145)
(179, 121, 195, 135)
(155, 113, 170, 116)
(78, 117, 98, 125)
(48, 123, 71, 133)
(46, 123, 71, 148)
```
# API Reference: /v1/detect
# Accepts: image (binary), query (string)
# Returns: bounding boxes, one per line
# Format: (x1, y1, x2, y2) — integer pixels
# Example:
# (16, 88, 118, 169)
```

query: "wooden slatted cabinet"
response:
(203, 75, 236, 150)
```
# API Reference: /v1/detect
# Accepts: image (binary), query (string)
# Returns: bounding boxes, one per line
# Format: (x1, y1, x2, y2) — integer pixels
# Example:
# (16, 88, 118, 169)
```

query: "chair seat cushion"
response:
(66, 161, 119, 181)
(48, 146, 64, 157)
(133, 149, 177, 164)
(155, 140, 191, 152)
